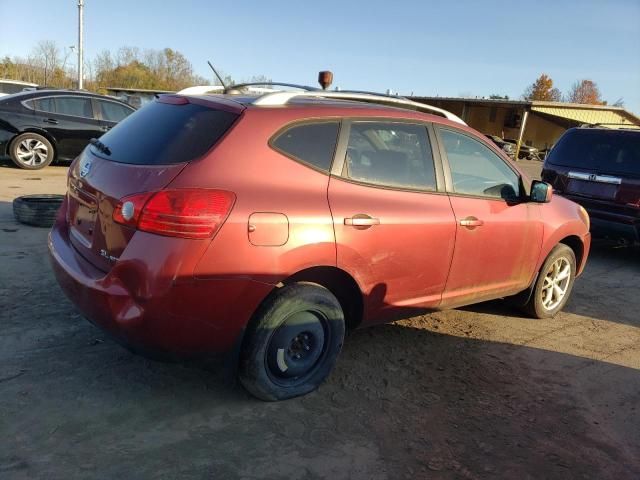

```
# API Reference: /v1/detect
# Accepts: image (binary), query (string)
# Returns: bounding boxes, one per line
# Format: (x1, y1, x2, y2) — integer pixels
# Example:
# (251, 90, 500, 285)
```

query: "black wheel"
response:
(239, 282, 345, 401)
(523, 244, 576, 319)
(13, 194, 64, 227)
(9, 132, 55, 170)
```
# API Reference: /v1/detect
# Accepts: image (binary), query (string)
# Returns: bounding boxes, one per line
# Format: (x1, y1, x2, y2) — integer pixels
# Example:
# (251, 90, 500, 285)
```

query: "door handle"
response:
(43, 118, 58, 124)
(344, 215, 380, 227)
(459, 216, 484, 228)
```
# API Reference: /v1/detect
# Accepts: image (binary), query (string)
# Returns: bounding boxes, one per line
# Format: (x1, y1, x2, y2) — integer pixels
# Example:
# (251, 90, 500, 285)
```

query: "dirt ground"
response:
(1, 158, 639, 480)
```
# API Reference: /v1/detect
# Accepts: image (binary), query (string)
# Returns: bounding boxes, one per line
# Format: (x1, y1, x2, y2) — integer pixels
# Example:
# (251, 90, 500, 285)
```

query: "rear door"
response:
(66, 98, 241, 272)
(328, 120, 456, 324)
(435, 126, 543, 307)
(33, 95, 103, 158)
(94, 98, 135, 132)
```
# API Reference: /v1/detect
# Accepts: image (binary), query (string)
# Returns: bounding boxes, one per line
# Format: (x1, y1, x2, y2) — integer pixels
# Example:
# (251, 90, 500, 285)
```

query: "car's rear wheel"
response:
(10, 132, 55, 170)
(239, 282, 345, 401)
(523, 244, 576, 318)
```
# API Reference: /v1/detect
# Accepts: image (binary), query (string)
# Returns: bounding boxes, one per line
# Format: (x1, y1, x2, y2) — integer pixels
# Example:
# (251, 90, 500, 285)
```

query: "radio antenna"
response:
(207, 60, 227, 89)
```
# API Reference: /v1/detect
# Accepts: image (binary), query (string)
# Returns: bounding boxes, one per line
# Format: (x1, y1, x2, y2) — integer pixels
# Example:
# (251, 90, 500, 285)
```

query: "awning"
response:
(531, 105, 640, 130)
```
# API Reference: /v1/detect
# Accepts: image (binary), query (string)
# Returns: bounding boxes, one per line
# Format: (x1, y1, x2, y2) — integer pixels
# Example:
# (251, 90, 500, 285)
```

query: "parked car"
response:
(485, 134, 516, 157)
(49, 89, 591, 401)
(0, 79, 37, 97)
(0, 89, 135, 169)
(542, 127, 640, 243)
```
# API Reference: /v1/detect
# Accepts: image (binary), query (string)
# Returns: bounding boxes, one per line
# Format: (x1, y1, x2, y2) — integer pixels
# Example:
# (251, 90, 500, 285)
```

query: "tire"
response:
(9, 132, 55, 170)
(523, 244, 576, 319)
(239, 282, 345, 401)
(13, 194, 64, 228)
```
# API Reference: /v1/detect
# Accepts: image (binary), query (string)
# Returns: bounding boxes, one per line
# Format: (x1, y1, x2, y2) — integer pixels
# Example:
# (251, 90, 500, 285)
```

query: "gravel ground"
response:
(1, 159, 639, 479)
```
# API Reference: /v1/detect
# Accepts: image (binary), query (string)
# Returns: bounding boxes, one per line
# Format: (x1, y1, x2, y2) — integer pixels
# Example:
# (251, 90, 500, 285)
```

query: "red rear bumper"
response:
(48, 216, 273, 357)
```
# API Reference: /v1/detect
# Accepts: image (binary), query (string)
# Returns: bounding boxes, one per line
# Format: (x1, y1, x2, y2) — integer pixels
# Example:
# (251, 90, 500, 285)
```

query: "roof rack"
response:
(223, 82, 319, 93)
(251, 90, 466, 125)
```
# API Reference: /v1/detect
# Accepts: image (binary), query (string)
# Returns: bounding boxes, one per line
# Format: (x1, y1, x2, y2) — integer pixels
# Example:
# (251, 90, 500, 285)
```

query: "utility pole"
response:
(77, 0, 84, 89)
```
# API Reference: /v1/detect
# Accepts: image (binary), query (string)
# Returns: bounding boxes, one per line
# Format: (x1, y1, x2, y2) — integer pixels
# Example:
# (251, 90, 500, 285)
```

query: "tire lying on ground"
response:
(13, 194, 64, 228)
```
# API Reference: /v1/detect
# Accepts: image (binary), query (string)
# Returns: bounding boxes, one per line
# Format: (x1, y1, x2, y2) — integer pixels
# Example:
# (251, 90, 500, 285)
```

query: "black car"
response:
(0, 89, 135, 169)
(542, 127, 640, 243)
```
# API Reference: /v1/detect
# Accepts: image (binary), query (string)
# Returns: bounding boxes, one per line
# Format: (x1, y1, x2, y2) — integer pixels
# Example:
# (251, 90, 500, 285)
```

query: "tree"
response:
(566, 79, 604, 105)
(523, 74, 562, 101)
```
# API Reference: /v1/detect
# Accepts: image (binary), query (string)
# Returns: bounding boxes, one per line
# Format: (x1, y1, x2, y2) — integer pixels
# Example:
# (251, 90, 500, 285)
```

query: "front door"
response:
(436, 127, 543, 307)
(328, 120, 457, 324)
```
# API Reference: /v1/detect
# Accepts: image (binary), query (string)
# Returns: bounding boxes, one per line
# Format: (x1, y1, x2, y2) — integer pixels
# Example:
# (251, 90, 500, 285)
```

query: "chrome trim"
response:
(568, 171, 622, 185)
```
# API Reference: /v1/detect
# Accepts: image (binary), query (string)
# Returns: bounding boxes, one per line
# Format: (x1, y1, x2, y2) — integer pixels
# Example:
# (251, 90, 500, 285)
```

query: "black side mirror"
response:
(531, 180, 553, 203)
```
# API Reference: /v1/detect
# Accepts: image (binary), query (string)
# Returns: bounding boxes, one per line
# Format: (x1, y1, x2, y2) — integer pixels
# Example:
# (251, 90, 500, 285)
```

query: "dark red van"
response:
(542, 127, 640, 243)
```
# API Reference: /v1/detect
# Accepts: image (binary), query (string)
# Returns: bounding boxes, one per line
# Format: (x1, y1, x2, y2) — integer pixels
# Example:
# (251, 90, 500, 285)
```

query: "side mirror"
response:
(530, 180, 553, 203)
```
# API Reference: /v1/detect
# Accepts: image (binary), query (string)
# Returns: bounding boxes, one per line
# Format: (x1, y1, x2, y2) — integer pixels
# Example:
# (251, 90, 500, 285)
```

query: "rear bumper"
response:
(48, 211, 273, 357)
(563, 194, 640, 242)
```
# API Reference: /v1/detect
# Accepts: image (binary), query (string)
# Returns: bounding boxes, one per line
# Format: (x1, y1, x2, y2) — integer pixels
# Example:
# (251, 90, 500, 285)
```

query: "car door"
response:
(32, 95, 103, 159)
(95, 98, 134, 132)
(328, 120, 456, 325)
(435, 126, 544, 307)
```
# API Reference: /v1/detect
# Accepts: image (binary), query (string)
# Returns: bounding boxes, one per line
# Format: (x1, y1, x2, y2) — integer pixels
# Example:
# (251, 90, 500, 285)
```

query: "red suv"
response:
(49, 89, 591, 400)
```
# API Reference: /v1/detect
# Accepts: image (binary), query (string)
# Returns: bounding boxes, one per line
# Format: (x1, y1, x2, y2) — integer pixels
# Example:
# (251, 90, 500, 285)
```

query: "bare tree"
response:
(566, 79, 604, 105)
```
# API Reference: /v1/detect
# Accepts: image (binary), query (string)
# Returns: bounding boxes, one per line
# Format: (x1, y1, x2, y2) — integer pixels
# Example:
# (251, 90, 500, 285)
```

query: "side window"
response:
(99, 100, 133, 122)
(345, 122, 436, 191)
(271, 122, 339, 172)
(34, 97, 56, 113)
(54, 97, 93, 118)
(440, 128, 520, 199)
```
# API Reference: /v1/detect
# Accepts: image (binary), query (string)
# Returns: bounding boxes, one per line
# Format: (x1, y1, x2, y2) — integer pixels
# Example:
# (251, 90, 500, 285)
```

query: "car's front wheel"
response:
(239, 282, 345, 401)
(523, 244, 576, 318)
(10, 132, 55, 170)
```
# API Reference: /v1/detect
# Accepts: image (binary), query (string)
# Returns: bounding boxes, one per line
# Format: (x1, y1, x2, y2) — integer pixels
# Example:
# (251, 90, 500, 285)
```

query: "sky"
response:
(1, 0, 639, 113)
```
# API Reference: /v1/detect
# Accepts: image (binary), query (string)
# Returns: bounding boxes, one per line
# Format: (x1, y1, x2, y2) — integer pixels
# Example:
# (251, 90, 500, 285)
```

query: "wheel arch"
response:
(558, 235, 584, 272)
(282, 266, 364, 331)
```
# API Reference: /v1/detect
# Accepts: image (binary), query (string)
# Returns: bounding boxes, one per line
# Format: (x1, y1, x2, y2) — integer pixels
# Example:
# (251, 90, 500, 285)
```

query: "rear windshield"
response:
(90, 101, 238, 164)
(547, 129, 640, 177)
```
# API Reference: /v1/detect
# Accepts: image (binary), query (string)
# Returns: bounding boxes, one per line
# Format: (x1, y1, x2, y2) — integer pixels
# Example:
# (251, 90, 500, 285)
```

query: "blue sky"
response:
(1, 0, 639, 113)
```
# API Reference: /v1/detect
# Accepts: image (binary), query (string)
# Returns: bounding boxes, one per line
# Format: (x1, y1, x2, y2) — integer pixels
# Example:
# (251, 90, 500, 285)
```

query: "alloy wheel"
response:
(16, 138, 49, 167)
(540, 257, 572, 311)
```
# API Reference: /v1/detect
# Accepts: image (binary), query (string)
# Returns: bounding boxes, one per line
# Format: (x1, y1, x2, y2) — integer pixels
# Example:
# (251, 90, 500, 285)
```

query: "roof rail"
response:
(252, 90, 466, 125)
(224, 82, 319, 93)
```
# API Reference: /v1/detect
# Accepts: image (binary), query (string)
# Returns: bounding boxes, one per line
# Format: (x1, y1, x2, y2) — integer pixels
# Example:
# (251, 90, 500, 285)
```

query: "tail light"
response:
(113, 189, 235, 239)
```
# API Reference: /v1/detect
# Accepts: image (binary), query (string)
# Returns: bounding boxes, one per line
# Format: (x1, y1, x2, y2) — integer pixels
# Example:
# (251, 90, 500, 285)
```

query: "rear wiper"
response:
(90, 138, 111, 156)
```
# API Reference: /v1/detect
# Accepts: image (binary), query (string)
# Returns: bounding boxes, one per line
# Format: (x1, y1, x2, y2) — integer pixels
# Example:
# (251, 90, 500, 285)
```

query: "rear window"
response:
(271, 121, 339, 172)
(547, 129, 640, 177)
(91, 101, 238, 165)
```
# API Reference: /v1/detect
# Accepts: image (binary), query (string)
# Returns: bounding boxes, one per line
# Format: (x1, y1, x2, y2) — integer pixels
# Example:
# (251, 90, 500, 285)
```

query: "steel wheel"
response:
(16, 139, 49, 167)
(540, 257, 572, 311)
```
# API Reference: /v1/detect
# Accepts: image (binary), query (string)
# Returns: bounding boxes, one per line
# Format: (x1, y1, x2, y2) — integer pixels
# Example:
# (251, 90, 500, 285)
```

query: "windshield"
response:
(547, 129, 640, 177)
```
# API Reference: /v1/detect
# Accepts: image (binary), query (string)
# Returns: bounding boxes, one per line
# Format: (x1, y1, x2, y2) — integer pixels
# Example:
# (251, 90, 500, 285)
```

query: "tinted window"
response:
(91, 101, 238, 165)
(547, 129, 640, 177)
(34, 97, 56, 113)
(55, 96, 93, 118)
(440, 129, 520, 199)
(271, 122, 339, 171)
(99, 100, 133, 122)
(345, 122, 436, 190)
